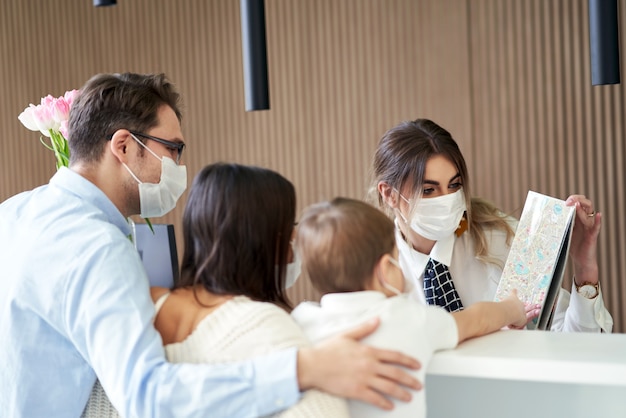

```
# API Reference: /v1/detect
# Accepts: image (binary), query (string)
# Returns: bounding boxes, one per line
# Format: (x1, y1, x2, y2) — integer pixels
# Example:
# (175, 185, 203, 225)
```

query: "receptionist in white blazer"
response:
(371, 118, 613, 333)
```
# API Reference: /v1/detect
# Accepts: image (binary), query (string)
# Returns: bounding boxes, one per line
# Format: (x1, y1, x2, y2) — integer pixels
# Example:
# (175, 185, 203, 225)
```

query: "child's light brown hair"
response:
(296, 197, 396, 294)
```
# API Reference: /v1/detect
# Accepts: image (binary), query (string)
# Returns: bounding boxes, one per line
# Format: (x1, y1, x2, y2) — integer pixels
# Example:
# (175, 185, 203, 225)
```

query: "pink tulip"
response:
(52, 97, 70, 125)
(34, 103, 58, 136)
(63, 89, 80, 106)
(18, 89, 80, 139)
(18, 103, 55, 136)
(59, 120, 69, 139)
(18, 104, 41, 132)
(18, 88, 80, 170)
(40, 94, 55, 108)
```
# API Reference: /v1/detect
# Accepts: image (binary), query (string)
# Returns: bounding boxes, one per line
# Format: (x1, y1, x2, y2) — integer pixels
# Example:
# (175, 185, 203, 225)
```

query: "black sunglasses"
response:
(129, 130, 186, 164)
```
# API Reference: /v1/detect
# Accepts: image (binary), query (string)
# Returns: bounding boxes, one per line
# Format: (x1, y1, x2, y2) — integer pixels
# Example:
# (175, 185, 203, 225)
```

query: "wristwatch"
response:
(575, 282, 600, 299)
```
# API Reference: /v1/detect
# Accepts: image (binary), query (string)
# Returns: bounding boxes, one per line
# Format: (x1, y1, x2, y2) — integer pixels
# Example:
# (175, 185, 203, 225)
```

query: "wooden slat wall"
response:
(1, 0, 623, 331)
(467, 0, 626, 332)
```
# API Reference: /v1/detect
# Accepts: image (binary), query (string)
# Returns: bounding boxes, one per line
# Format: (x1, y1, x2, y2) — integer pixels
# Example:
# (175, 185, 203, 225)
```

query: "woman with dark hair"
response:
(175, 162, 296, 311)
(372, 118, 612, 332)
(149, 163, 349, 417)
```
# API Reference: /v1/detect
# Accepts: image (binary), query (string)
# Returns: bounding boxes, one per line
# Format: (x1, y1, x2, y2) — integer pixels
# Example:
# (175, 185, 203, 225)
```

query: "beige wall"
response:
(1, 0, 624, 332)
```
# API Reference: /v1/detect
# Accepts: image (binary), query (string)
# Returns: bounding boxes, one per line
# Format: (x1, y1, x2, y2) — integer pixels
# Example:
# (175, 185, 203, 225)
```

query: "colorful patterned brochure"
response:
(494, 191, 575, 330)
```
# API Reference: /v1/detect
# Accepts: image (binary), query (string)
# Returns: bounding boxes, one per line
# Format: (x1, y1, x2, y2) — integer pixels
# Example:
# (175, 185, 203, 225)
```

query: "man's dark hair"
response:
(68, 73, 181, 164)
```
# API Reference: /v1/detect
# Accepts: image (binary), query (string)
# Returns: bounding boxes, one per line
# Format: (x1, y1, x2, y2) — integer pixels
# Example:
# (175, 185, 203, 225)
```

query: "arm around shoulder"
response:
(297, 317, 421, 411)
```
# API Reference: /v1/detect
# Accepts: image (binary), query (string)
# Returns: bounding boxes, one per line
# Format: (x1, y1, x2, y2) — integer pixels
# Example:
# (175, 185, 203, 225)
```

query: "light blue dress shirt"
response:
(0, 168, 299, 417)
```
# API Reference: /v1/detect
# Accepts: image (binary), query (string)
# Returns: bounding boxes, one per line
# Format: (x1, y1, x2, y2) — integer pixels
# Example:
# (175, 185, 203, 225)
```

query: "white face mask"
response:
(398, 189, 466, 241)
(380, 256, 405, 296)
(278, 241, 302, 289)
(123, 134, 187, 218)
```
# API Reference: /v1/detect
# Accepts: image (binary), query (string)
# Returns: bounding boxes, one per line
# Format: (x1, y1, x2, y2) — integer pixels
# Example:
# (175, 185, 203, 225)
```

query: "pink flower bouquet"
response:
(18, 89, 80, 170)
(18, 89, 154, 234)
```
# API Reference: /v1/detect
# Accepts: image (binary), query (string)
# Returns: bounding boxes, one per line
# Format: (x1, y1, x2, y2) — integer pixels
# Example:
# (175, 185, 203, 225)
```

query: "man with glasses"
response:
(0, 72, 420, 417)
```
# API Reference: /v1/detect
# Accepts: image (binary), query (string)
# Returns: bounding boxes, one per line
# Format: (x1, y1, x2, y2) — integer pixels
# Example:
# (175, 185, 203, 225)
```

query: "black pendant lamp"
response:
(94, 0, 116, 6)
(589, 0, 620, 85)
(240, 0, 270, 111)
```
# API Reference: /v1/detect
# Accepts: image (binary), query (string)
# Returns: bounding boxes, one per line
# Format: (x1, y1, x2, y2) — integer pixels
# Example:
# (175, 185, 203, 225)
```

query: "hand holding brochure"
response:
(494, 191, 575, 330)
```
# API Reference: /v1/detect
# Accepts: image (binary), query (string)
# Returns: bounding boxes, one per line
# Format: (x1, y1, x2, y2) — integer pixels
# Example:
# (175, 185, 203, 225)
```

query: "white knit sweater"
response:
(83, 295, 349, 418)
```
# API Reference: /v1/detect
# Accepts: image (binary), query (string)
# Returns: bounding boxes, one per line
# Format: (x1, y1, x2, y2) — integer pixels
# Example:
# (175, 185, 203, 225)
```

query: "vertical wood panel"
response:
(469, 0, 626, 331)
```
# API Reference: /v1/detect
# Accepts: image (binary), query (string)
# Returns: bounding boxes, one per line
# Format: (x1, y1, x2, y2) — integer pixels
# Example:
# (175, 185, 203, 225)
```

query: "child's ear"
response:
(364, 256, 387, 292)
(378, 254, 394, 282)
(378, 182, 398, 208)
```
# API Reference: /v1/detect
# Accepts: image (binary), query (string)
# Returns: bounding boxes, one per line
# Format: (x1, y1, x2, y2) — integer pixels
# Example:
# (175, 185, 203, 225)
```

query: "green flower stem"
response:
(48, 129, 70, 169)
(38, 136, 55, 152)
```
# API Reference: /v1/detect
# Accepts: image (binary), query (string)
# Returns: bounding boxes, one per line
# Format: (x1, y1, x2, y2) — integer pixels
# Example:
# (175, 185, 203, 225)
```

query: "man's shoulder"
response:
(0, 183, 48, 213)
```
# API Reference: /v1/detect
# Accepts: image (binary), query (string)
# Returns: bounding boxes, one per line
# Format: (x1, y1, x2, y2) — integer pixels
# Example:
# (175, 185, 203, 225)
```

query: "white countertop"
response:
(425, 330, 626, 418)
(428, 329, 626, 386)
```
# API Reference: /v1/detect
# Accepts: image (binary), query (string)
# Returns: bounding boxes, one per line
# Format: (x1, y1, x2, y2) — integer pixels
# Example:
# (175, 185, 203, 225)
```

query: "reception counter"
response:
(425, 330, 626, 417)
